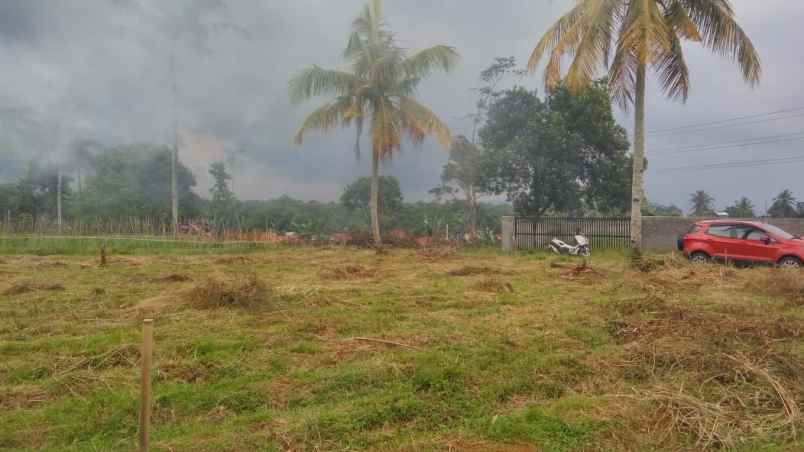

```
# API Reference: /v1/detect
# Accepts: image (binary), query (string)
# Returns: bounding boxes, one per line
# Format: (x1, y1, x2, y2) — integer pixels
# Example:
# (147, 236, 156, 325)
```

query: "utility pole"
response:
(57, 169, 63, 234)
(170, 36, 180, 239)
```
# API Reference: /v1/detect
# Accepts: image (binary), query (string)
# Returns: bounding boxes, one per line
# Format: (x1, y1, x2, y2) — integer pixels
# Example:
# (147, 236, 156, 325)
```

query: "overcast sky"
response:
(1, 0, 803, 212)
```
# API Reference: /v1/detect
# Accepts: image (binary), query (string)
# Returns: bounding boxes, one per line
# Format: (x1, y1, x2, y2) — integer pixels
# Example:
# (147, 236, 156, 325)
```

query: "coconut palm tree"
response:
(290, 0, 458, 244)
(689, 189, 716, 217)
(725, 196, 755, 218)
(528, 0, 761, 250)
(768, 189, 798, 218)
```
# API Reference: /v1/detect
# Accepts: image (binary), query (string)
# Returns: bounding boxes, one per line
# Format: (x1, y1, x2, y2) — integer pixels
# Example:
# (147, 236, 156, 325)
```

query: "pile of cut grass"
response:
(187, 273, 271, 309)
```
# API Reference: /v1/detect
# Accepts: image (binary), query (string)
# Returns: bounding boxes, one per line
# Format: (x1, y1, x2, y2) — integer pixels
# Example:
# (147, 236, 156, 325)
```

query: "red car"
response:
(678, 220, 803, 268)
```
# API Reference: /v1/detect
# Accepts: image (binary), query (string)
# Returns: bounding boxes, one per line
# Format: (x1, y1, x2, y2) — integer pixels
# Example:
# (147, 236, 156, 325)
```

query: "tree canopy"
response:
(341, 176, 403, 230)
(477, 81, 631, 217)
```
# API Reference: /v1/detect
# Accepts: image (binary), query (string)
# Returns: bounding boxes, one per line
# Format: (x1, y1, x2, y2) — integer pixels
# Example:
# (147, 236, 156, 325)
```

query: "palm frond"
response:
(399, 96, 452, 150)
(528, 2, 585, 73)
(289, 66, 361, 104)
(293, 97, 352, 145)
(665, 0, 702, 41)
(653, 33, 690, 102)
(680, 0, 761, 85)
(608, 47, 638, 110)
(617, 0, 674, 65)
(344, 31, 365, 61)
(565, 0, 621, 94)
(402, 45, 460, 80)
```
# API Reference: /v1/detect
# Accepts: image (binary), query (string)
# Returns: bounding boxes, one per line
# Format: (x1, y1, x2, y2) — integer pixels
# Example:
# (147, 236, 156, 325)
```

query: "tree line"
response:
(688, 189, 804, 218)
(0, 144, 511, 237)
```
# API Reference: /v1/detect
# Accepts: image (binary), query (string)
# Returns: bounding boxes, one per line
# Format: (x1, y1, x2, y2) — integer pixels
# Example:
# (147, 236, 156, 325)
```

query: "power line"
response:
(650, 112, 804, 136)
(652, 131, 804, 154)
(657, 155, 804, 173)
(648, 106, 804, 135)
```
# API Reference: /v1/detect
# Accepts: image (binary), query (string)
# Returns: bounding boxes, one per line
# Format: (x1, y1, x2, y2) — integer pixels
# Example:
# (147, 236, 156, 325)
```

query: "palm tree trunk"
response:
(370, 150, 382, 245)
(630, 63, 647, 251)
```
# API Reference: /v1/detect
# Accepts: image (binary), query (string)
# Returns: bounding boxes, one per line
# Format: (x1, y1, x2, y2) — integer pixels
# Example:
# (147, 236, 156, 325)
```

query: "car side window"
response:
(732, 225, 754, 239)
(745, 228, 768, 241)
(706, 225, 734, 238)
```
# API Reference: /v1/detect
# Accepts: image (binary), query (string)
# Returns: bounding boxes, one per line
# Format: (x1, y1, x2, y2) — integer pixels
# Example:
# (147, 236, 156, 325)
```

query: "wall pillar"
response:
(502, 216, 514, 253)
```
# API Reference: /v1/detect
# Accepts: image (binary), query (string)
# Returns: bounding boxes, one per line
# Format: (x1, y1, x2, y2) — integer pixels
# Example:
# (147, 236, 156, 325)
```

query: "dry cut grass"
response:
(0, 248, 802, 451)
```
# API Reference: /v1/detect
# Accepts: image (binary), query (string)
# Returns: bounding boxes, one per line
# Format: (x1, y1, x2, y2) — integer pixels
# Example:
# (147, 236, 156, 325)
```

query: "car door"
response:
(705, 224, 743, 259)
(728, 224, 757, 261)
(741, 227, 780, 263)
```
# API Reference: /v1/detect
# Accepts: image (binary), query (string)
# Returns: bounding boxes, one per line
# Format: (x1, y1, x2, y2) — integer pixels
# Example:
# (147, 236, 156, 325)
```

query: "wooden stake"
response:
(139, 319, 154, 452)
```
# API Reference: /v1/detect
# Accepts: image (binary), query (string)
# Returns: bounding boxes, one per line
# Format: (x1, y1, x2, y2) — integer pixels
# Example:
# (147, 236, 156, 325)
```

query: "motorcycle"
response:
(548, 234, 591, 257)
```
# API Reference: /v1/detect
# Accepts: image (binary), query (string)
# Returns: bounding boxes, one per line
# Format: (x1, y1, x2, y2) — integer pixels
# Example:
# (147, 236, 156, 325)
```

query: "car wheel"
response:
(690, 251, 710, 264)
(778, 256, 802, 269)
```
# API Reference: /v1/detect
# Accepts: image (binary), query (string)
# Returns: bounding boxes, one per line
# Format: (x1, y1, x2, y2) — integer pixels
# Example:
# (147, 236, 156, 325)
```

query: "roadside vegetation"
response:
(1, 246, 802, 451)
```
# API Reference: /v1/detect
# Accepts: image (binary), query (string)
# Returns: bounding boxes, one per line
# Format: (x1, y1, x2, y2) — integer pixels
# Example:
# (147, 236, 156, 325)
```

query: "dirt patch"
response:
(214, 256, 256, 265)
(473, 278, 514, 294)
(418, 245, 458, 262)
(559, 261, 604, 279)
(0, 387, 51, 410)
(35, 261, 68, 269)
(319, 264, 378, 280)
(449, 265, 505, 277)
(129, 273, 192, 284)
(157, 360, 205, 383)
(3, 281, 66, 296)
(188, 273, 271, 309)
(135, 295, 181, 314)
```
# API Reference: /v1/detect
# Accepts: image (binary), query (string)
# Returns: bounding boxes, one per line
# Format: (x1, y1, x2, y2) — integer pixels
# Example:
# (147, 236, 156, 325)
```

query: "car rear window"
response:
(706, 225, 734, 237)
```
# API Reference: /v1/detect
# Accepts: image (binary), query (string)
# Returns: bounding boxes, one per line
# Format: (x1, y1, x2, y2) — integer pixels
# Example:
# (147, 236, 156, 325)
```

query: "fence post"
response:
(139, 318, 154, 452)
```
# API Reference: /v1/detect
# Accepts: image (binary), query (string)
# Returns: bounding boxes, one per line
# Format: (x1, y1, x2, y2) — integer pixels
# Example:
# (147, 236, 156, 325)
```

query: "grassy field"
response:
(1, 245, 803, 451)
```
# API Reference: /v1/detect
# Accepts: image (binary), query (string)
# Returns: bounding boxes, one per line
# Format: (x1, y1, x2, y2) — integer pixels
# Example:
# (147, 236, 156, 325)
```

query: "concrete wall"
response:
(502, 216, 804, 253)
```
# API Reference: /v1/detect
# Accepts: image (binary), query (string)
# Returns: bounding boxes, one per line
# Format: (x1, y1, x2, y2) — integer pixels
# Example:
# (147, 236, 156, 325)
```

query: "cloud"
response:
(0, 0, 802, 211)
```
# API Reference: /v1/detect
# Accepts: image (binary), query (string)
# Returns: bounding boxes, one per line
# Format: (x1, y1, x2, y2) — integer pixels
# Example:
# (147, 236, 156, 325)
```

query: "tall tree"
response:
(689, 190, 716, 217)
(768, 189, 798, 218)
(341, 176, 403, 231)
(208, 161, 239, 230)
(290, 0, 458, 244)
(433, 136, 485, 237)
(478, 83, 631, 217)
(725, 197, 755, 218)
(75, 144, 201, 220)
(528, 0, 761, 250)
